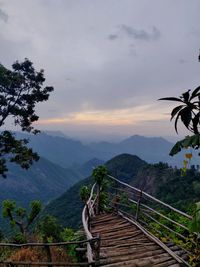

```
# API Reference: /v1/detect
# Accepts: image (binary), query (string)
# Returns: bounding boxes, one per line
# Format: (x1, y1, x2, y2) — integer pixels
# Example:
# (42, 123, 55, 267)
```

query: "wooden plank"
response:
(118, 212, 189, 266)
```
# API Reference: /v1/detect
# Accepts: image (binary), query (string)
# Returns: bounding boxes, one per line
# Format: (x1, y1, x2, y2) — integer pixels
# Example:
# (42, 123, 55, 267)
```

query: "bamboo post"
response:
(114, 180, 119, 212)
(96, 183, 100, 215)
(44, 244, 52, 267)
(135, 190, 142, 221)
(95, 235, 101, 264)
(86, 203, 91, 231)
(90, 236, 101, 266)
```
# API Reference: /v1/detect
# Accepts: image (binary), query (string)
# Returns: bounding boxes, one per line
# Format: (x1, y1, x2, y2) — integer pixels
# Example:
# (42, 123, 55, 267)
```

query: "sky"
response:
(0, 0, 200, 141)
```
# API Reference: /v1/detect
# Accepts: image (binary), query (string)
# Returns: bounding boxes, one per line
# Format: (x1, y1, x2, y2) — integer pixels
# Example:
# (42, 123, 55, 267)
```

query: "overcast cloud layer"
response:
(0, 0, 200, 140)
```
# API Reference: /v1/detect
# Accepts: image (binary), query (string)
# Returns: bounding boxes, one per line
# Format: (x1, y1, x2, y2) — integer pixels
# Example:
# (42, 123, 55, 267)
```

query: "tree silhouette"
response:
(0, 58, 54, 177)
(159, 87, 200, 156)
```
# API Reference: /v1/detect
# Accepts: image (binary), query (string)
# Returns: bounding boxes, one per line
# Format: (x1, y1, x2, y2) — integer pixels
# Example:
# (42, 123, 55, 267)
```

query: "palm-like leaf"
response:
(158, 97, 183, 102)
(190, 86, 200, 101)
(159, 89, 200, 134)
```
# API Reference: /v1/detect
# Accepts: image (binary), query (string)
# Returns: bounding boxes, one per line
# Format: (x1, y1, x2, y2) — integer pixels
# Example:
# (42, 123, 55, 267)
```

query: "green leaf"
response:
(181, 136, 193, 147)
(169, 141, 182, 156)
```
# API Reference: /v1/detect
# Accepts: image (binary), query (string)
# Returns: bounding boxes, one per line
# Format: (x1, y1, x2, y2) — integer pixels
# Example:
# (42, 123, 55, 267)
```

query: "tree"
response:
(80, 185, 90, 204)
(0, 59, 54, 177)
(92, 166, 108, 214)
(2, 199, 42, 241)
(37, 215, 62, 242)
(159, 87, 200, 156)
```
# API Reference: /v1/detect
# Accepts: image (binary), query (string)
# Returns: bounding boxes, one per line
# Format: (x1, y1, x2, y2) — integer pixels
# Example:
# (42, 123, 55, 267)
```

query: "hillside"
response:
(135, 163, 200, 211)
(1, 157, 81, 205)
(41, 154, 200, 229)
(0, 157, 82, 233)
(41, 154, 147, 228)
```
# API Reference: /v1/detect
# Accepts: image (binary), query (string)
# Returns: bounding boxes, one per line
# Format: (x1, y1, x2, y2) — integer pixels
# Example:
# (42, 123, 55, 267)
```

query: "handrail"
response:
(107, 174, 193, 266)
(129, 198, 189, 231)
(0, 240, 97, 266)
(82, 183, 100, 265)
(107, 174, 192, 219)
(0, 239, 95, 247)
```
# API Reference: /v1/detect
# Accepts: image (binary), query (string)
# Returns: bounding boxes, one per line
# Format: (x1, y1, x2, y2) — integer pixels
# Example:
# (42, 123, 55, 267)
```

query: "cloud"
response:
(108, 25, 161, 42)
(0, 0, 200, 138)
(108, 34, 118, 41)
(0, 8, 8, 22)
(36, 104, 168, 127)
(179, 59, 188, 64)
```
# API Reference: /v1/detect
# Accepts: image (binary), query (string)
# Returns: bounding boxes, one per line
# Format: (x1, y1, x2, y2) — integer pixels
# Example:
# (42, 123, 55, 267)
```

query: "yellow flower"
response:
(185, 153, 192, 160)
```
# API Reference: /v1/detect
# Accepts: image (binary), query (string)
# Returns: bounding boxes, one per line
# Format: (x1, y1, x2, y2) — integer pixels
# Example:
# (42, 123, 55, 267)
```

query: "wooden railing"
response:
(0, 239, 96, 266)
(106, 175, 193, 259)
(82, 183, 100, 266)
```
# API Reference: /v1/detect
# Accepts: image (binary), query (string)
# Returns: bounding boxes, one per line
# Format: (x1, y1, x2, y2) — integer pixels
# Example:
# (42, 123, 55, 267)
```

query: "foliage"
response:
(159, 88, 200, 134)
(159, 88, 200, 156)
(92, 165, 108, 185)
(170, 135, 200, 156)
(0, 59, 54, 176)
(79, 186, 90, 203)
(2, 199, 41, 241)
(11, 232, 27, 244)
(0, 247, 13, 261)
(61, 228, 83, 259)
(190, 202, 200, 233)
(9, 247, 41, 262)
(36, 215, 62, 242)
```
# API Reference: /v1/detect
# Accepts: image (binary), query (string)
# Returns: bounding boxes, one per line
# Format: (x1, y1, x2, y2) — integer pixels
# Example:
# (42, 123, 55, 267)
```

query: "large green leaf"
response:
(169, 141, 182, 156)
(170, 135, 200, 156)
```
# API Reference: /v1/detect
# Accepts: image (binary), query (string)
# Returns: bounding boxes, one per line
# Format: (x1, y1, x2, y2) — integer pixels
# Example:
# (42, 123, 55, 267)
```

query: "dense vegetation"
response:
(41, 154, 147, 228)
(135, 162, 200, 212)
(0, 157, 82, 234)
(41, 154, 200, 230)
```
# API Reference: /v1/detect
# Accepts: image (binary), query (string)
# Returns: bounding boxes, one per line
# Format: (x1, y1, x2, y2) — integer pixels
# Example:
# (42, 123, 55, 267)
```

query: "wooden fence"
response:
(0, 238, 99, 267)
(106, 174, 193, 260)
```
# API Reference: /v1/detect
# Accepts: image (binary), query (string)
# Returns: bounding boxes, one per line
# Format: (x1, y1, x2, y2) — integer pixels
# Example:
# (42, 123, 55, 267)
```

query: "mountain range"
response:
(1, 131, 199, 234)
(15, 132, 188, 168)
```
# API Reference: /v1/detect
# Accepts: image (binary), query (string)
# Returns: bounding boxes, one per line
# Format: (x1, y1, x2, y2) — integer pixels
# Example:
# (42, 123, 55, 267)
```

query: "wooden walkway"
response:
(91, 213, 187, 267)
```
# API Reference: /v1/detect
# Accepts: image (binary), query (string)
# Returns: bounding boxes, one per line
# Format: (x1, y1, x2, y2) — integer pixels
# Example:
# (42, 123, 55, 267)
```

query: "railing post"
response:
(114, 180, 119, 212)
(90, 235, 101, 266)
(96, 183, 100, 215)
(86, 203, 91, 231)
(135, 189, 142, 221)
(44, 244, 52, 267)
(95, 235, 101, 265)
